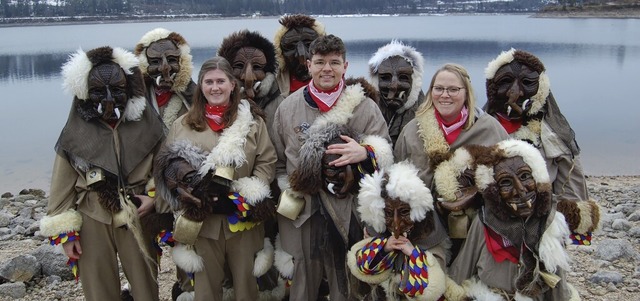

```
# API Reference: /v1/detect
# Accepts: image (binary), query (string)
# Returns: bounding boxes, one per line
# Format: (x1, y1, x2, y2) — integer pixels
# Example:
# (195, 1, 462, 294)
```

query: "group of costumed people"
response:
(39, 12, 601, 301)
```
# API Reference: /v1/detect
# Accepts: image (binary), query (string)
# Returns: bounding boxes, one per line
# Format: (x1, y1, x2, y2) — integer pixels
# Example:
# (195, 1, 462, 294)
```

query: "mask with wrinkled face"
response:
(384, 198, 413, 239)
(321, 150, 357, 199)
(492, 61, 540, 119)
(280, 27, 318, 82)
(146, 39, 181, 92)
(232, 46, 267, 100)
(88, 62, 128, 122)
(494, 156, 537, 218)
(377, 56, 413, 112)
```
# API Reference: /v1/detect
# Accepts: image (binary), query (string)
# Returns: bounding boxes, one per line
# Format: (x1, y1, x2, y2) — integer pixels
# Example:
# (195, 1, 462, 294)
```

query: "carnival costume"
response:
(484, 49, 600, 245)
(39, 46, 167, 301)
(369, 40, 425, 146)
(448, 140, 581, 301)
(155, 98, 276, 301)
(135, 27, 195, 131)
(273, 14, 325, 98)
(218, 29, 283, 134)
(271, 81, 393, 300)
(348, 161, 447, 301)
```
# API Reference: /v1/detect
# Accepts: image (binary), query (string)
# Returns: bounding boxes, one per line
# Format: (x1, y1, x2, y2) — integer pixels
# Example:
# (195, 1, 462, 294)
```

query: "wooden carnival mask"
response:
(145, 38, 181, 92)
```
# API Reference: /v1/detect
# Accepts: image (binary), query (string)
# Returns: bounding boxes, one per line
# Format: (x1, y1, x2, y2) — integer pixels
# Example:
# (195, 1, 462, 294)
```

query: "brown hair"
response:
(184, 56, 264, 131)
(309, 34, 346, 60)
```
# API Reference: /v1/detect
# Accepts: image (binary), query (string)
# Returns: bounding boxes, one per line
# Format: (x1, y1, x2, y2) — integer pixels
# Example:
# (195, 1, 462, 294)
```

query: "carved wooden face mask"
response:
(146, 39, 181, 92)
(321, 151, 357, 199)
(232, 46, 267, 100)
(494, 156, 537, 219)
(384, 198, 413, 239)
(377, 56, 413, 112)
(280, 26, 318, 81)
(492, 61, 540, 119)
(87, 62, 127, 122)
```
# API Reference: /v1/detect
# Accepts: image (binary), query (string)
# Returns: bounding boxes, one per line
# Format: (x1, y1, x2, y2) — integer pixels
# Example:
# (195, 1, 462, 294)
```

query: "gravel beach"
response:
(0, 175, 638, 300)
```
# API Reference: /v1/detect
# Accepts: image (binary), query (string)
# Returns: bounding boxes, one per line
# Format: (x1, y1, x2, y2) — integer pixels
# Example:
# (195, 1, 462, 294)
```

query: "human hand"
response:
(135, 194, 155, 218)
(384, 235, 414, 256)
(62, 240, 82, 260)
(325, 135, 367, 167)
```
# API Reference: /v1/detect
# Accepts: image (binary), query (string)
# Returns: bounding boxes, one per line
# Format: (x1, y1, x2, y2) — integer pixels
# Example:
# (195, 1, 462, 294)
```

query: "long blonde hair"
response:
(417, 63, 477, 130)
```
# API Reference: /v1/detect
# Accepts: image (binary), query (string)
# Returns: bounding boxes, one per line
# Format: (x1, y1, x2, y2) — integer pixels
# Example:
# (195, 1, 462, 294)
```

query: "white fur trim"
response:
(274, 17, 325, 73)
(253, 238, 275, 277)
(485, 48, 515, 80)
(176, 291, 194, 301)
(357, 170, 387, 233)
(462, 277, 503, 301)
(276, 175, 289, 191)
(475, 164, 494, 191)
(61, 48, 92, 100)
(199, 99, 254, 175)
(306, 83, 364, 132)
(232, 176, 271, 206)
(434, 147, 474, 202)
(273, 234, 294, 279)
(111, 47, 138, 75)
(386, 161, 433, 222)
(39, 209, 82, 237)
(136, 28, 194, 93)
(360, 134, 394, 170)
(511, 119, 542, 147)
(527, 72, 550, 116)
(539, 212, 571, 273)
(575, 199, 600, 234)
(172, 243, 204, 273)
(347, 238, 393, 284)
(123, 96, 146, 121)
(444, 276, 469, 301)
(567, 283, 581, 301)
(496, 139, 550, 184)
(514, 292, 535, 301)
(368, 40, 424, 113)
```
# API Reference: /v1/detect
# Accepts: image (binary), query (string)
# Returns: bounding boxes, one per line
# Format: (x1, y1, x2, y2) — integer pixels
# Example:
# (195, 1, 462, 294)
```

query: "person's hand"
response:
(62, 240, 82, 260)
(325, 135, 367, 167)
(135, 194, 155, 218)
(384, 235, 414, 256)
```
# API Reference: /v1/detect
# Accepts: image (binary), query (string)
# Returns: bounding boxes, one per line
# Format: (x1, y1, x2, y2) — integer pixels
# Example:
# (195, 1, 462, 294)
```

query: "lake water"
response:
(1, 14, 639, 193)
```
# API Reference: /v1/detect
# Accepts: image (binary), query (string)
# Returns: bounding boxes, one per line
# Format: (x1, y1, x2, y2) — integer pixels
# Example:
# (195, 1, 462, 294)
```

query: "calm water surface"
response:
(1, 15, 639, 193)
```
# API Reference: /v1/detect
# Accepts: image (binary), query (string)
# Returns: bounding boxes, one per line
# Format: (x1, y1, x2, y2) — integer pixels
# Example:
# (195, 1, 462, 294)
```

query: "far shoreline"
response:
(2, 10, 639, 28)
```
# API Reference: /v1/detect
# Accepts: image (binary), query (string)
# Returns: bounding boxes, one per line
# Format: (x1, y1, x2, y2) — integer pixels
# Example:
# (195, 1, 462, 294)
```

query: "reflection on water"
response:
(1, 15, 639, 193)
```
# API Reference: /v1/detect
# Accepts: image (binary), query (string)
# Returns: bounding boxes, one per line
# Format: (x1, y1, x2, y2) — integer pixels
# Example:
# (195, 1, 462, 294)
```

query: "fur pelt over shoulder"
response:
(289, 123, 360, 195)
(345, 76, 379, 103)
(218, 29, 277, 74)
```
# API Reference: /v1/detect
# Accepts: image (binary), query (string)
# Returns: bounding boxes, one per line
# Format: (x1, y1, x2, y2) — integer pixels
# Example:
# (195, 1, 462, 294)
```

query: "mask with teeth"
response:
(321, 144, 357, 199)
(377, 55, 413, 112)
(383, 198, 414, 239)
(493, 156, 537, 219)
(145, 39, 181, 92)
(87, 62, 128, 122)
(490, 61, 540, 119)
(231, 46, 267, 100)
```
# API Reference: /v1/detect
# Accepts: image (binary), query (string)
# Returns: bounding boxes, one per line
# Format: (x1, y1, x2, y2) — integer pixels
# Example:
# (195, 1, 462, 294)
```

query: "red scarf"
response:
(434, 109, 465, 145)
(307, 79, 344, 112)
(155, 90, 172, 108)
(496, 113, 522, 134)
(205, 104, 227, 132)
(290, 77, 308, 93)
(483, 226, 519, 264)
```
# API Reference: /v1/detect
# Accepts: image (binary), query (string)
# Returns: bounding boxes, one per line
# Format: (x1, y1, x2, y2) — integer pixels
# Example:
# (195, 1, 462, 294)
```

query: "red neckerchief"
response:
(483, 225, 519, 264)
(290, 77, 308, 93)
(496, 113, 522, 134)
(205, 104, 227, 132)
(308, 80, 343, 112)
(434, 109, 463, 145)
(155, 90, 172, 108)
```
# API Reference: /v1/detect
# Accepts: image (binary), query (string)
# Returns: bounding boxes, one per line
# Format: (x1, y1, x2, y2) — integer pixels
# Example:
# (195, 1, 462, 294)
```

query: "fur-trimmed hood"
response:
(61, 46, 147, 122)
(369, 40, 424, 114)
(273, 14, 325, 73)
(218, 29, 277, 74)
(134, 27, 194, 93)
(357, 160, 434, 233)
